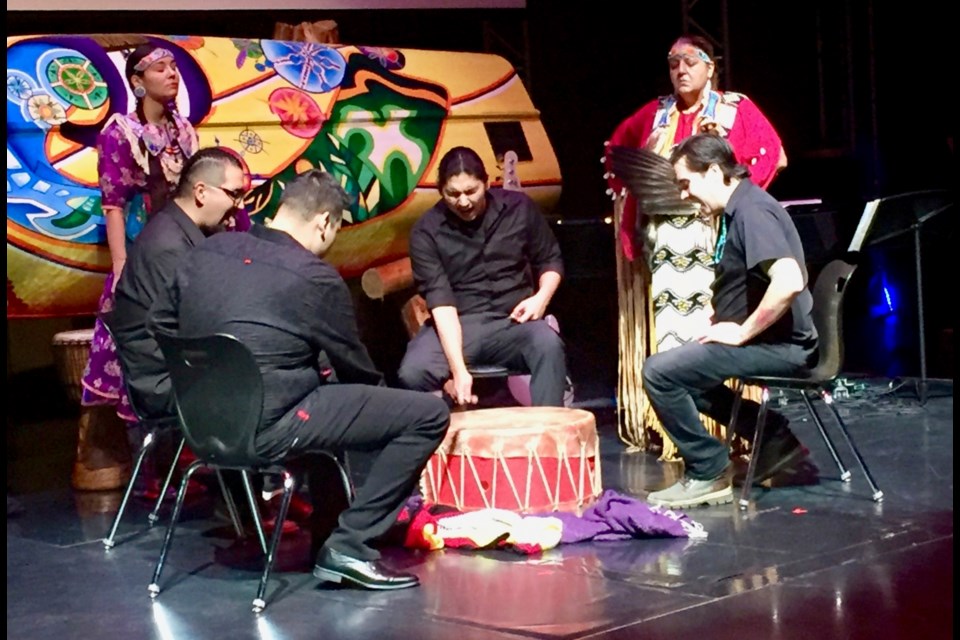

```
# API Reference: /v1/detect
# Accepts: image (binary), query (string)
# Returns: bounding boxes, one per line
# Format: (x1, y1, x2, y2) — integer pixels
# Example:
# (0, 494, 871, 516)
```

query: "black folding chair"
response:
(151, 332, 352, 613)
(729, 258, 884, 509)
(99, 313, 244, 549)
(468, 364, 518, 379)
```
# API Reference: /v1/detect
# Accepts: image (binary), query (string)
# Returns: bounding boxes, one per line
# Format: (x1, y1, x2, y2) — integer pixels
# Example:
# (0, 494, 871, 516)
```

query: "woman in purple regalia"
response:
(80, 44, 200, 421)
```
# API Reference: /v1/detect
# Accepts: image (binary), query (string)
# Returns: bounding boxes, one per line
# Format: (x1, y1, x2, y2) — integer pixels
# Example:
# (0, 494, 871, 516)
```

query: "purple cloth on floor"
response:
(547, 489, 696, 543)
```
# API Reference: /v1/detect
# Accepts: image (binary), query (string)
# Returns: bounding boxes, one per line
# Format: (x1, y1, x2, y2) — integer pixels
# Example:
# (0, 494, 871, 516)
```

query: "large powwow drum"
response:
(421, 407, 602, 514)
(51, 328, 95, 403)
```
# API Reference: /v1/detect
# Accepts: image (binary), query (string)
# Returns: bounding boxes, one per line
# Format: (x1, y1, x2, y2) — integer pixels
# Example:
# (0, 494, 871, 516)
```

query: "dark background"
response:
(8, 0, 955, 386)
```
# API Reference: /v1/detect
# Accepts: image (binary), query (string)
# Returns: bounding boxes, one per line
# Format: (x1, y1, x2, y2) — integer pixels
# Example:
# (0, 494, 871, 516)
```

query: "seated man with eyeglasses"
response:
(159, 169, 450, 590)
(112, 146, 247, 420)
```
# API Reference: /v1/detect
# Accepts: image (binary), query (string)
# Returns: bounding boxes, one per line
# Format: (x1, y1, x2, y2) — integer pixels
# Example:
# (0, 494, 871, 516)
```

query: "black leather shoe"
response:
(313, 547, 419, 590)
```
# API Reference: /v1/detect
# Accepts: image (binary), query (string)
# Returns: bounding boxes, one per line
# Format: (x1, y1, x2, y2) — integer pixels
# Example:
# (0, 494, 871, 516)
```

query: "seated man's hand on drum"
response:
(445, 371, 478, 406)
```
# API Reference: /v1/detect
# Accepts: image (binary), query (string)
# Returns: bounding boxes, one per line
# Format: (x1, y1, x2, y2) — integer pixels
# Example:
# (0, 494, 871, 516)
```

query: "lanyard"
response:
(714, 214, 728, 264)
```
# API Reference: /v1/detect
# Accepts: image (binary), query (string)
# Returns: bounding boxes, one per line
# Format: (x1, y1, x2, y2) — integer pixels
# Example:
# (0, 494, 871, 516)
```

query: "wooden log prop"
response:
(361, 257, 414, 300)
(273, 19, 340, 43)
(362, 256, 427, 339)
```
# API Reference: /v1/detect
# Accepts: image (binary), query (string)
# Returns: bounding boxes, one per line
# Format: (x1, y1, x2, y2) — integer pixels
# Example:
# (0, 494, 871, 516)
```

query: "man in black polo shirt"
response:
(397, 146, 568, 407)
(643, 134, 818, 509)
(161, 170, 449, 590)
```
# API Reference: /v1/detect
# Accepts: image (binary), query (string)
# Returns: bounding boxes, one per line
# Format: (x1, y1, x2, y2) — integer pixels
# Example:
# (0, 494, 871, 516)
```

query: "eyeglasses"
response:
(211, 184, 246, 205)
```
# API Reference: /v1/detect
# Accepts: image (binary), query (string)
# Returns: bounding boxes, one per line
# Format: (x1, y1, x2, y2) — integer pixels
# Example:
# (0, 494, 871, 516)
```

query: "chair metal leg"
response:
(253, 471, 295, 614)
(322, 451, 355, 503)
(149, 436, 186, 525)
(820, 390, 884, 502)
(241, 470, 268, 554)
(725, 380, 746, 447)
(216, 470, 246, 540)
(103, 430, 157, 549)
(799, 391, 850, 481)
(148, 460, 205, 599)
(739, 387, 771, 509)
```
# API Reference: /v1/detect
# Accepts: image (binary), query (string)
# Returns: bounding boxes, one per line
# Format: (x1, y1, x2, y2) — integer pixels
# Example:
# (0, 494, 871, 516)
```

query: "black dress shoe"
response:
(313, 547, 419, 590)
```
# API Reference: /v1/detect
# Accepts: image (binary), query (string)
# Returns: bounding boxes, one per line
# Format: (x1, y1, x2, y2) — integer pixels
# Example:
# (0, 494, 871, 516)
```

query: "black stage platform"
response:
(6, 372, 953, 640)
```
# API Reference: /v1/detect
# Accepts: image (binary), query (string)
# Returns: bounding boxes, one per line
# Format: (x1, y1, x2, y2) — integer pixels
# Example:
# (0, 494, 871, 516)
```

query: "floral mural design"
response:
(358, 46, 406, 71)
(26, 93, 68, 126)
(268, 87, 325, 139)
(43, 55, 108, 109)
(7, 72, 34, 101)
(231, 38, 273, 72)
(260, 40, 345, 93)
(168, 35, 205, 51)
(245, 52, 447, 226)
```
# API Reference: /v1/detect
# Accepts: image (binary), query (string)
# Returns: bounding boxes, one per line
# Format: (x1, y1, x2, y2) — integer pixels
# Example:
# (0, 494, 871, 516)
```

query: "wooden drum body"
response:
(51, 328, 94, 403)
(51, 328, 132, 491)
(421, 407, 602, 514)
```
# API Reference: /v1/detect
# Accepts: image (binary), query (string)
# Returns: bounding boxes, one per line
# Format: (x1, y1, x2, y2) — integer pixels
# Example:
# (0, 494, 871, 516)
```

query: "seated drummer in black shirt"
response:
(397, 146, 568, 408)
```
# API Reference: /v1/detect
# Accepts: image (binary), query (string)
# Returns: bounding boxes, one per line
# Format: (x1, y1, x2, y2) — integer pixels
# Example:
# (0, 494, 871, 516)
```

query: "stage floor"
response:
(6, 374, 953, 640)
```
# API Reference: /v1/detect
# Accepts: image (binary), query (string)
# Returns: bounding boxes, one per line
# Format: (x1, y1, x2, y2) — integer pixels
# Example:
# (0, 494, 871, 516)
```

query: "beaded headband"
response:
(133, 48, 175, 72)
(667, 44, 713, 65)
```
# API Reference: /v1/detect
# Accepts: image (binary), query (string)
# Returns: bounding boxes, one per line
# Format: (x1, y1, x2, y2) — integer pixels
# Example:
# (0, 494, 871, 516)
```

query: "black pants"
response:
(255, 385, 449, 561)
(397, 313, 568, 407)
(642, 340, 817, 480)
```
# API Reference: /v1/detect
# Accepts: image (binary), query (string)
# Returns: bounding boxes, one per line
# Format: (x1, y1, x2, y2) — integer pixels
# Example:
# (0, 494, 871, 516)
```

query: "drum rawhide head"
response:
(52, 328, 96, 344)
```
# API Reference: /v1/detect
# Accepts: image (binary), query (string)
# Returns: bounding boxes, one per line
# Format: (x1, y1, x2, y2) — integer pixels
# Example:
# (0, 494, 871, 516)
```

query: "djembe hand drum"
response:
(51, 328, 132, 491)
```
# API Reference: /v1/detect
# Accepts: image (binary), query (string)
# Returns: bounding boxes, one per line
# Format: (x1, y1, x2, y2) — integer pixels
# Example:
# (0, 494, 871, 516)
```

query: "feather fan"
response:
(607, 145, 699, 218)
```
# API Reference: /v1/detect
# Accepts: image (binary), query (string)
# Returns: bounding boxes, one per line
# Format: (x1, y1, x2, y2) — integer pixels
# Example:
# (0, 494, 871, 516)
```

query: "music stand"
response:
(848, 190, 954, 404)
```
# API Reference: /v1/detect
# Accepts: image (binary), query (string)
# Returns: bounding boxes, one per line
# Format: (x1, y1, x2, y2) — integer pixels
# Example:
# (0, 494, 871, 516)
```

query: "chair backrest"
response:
(808, 258, 857, 381)
(155, 332, 266, 468)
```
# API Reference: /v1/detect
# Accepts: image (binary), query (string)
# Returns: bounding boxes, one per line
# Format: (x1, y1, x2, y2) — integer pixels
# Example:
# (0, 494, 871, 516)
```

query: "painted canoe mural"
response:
(6, 34, 561, 318)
